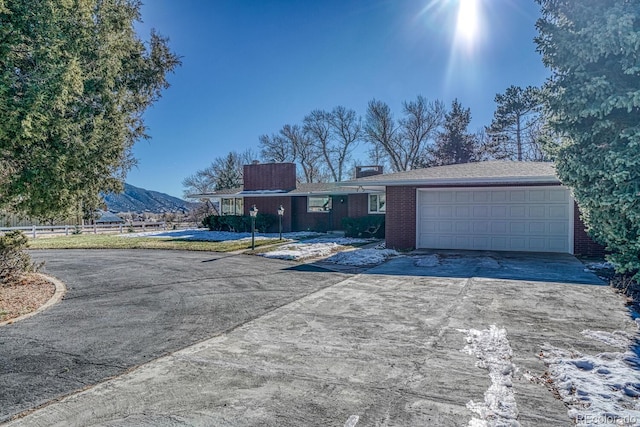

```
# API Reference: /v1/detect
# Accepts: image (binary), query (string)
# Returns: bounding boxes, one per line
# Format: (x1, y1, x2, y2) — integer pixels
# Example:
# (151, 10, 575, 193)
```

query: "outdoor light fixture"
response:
(277, 205, 285, 241)
(249, 205, 258, 250)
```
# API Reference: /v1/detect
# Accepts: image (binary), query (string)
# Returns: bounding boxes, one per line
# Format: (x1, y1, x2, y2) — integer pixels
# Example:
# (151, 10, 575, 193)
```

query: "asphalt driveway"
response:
(2, 250, 636, 426)
(0, 250, 349, 423)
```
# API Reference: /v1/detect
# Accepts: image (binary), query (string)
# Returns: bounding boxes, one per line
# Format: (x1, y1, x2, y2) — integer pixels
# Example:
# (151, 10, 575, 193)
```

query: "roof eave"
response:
(342, 176, 560, 187)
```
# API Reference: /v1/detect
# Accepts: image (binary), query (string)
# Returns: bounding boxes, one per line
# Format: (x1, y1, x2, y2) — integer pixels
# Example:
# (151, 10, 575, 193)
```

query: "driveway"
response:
(0, 250, 349, 423)
(2, 250, 637, 426)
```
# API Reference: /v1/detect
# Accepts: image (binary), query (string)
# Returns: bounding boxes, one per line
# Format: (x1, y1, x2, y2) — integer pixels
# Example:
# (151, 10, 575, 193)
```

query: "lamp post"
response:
(277, 205, 285, 241)
(249, 205, 258, 250)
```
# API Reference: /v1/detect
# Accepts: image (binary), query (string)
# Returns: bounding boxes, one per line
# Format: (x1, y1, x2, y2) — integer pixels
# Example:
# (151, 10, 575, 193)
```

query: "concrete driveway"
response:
(2, 250, 636, 426)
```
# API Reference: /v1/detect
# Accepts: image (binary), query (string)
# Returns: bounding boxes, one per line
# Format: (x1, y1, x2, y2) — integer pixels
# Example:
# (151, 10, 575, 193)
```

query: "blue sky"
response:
(128, 0, 549, 198)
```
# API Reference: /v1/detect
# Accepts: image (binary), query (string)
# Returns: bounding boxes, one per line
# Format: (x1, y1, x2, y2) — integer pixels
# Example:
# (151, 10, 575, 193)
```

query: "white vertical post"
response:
(32, 225, 36, 239)
(93, 224, 97, 234)
(65, 225, 69, 236)
(119, 224, 123, 233)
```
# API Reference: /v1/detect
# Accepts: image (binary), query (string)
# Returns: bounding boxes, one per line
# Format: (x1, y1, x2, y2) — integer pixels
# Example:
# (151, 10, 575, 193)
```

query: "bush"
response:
(0, 231, 40, 285)
(202, 215, 249, 232)
(342, 216, 385, 238)
(255, 213, 277, 233)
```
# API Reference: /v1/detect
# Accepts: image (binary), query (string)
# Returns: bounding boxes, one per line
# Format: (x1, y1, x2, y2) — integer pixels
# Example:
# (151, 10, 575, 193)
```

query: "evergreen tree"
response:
(536, 0, 640, 278)
(488, 85, 547, 161)
(0, 0, 180, 218)
(427, 99, 478, 166)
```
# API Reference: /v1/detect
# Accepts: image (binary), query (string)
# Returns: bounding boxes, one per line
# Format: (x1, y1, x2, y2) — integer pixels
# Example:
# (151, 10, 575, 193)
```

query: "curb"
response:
(0, 274, 67, 327)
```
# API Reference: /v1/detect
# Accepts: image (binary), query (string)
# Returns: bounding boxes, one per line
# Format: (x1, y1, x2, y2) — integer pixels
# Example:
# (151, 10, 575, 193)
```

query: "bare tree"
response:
(400, 97, 445, 169)
(259, 133, 293, 163)
(302, 106, 362, 182)
(280, 124, 322, 183)
(365, 96, 444, 172)
(328, 106, 362, 181)
(303, 109, 333, 177)
(365, 99, 402, 171)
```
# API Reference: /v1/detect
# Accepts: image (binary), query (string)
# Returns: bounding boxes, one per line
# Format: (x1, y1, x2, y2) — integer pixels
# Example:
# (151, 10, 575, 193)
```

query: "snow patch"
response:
(298, 237, 370, 245)
(325, 248, 398, 266)
(584, 261, 615, 271)
(462, 325, 520, 427)
(581, 330, 634, 350)
(414, 255, 440, 268)
(539, 328, 640, 425)
(121, 228, 321, 242)
(259, 242, 342, 261)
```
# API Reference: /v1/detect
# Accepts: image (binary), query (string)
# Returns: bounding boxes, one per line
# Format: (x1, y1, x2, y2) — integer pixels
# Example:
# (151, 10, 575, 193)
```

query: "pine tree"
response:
(427, 99, 478, 166)
(0, 0, 180, 218)
(536, 0, 640, 278)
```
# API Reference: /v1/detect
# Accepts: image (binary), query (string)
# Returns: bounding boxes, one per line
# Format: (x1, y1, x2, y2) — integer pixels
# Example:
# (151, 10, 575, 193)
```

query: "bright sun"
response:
(455, 0, 481, 51)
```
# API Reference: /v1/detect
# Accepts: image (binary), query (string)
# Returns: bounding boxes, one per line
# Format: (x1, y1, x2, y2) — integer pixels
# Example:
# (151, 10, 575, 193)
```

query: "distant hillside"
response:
(103, 183, 195, 213)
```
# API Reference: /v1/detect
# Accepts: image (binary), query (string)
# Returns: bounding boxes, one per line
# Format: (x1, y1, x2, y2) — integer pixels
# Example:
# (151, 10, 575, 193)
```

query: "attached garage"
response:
(416, 186, 573, 253)
(341, 161, 603, 256)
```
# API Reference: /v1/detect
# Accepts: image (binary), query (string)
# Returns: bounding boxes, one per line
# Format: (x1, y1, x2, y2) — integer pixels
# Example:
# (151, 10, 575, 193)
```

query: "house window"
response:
(221, 198, 243, 215)
(308, 196, 332, 212)
(369, 193, 386, 214)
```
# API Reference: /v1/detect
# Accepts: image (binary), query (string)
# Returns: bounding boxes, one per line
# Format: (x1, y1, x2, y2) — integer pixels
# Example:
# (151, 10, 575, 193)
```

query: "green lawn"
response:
(28, 234, 282, 252)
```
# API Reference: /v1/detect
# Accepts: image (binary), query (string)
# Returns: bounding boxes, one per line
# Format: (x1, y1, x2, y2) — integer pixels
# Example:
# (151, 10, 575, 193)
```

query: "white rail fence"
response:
(0, 222, 167, 239)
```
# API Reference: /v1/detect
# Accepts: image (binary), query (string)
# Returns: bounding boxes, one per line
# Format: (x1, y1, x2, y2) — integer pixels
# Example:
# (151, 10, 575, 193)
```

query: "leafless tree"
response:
(364, 96, 444, 172)
(328, 106, 362, 181)
(400, 96, 445, 169)
(258, 133, 293, 163)
(303, 106, 362, 182)
(365, 99, 401, 171)
(280, 124, 323, 183)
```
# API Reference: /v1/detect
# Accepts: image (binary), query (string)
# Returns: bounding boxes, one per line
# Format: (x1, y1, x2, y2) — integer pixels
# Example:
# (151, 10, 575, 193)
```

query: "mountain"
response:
(103, 183, 196, 213)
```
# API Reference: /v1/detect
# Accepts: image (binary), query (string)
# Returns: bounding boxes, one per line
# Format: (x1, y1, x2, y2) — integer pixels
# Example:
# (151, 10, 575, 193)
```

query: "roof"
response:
(95, 211, 125, 223)
(188, 182, 373, 198)
(344, 161, 560, 186)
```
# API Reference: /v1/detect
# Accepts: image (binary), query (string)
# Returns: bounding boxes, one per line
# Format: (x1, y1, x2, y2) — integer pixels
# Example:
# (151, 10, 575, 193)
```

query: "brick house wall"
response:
(243, 162, 296, 191)
(291, 196, 333, 232)
(385, 186, 417, 250)
(347, 193, 370, 217)
(243, 196, 292, 233)
(573, 202, 606, 257)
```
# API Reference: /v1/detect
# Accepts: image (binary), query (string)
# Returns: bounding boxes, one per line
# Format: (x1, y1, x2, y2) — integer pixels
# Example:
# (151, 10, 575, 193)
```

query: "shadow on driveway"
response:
(364, 250, 605, 285)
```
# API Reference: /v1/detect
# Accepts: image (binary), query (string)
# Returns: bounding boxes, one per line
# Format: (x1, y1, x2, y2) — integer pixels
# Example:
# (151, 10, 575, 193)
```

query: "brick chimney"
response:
(243, 162, 297, 191)
(355, 165, 384, 179)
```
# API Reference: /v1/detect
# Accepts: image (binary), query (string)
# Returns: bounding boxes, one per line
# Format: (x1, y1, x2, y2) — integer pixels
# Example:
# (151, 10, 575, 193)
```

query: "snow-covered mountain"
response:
(103, 183, 195, 213)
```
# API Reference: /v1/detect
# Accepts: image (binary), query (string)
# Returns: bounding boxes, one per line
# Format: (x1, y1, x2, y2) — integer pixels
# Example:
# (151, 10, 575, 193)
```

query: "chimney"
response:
(355, 165, 384, 179)
(243, 162, 296, 191)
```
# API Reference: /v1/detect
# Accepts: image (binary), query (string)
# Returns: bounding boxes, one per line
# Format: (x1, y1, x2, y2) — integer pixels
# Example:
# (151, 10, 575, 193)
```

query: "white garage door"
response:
(417, 187, 572, 253)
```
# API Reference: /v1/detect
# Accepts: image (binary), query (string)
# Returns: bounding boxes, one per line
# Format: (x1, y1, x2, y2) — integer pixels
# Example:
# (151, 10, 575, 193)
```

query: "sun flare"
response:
(455, 0, 480, 50)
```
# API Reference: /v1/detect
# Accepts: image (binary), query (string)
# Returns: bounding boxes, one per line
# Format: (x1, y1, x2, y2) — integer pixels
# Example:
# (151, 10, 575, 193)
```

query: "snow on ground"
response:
(461, 325, 520, 427)
(258, 237, 373, 261)
(121, 228, 321, 242)
(296, 236, 372, 245)
(539, 328, 640, 426)
(258, 242, 343, 261)
(325, 248, 398, 266)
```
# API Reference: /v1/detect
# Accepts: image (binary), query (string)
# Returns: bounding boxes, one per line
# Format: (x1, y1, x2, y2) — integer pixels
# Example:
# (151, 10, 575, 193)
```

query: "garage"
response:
(416, 186, 573, 253)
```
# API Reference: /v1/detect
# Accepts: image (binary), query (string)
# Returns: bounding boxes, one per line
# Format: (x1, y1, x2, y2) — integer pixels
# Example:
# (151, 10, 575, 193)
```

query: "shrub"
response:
(0, 231, 41, 285)
(342, 216, 385, 238)
(255, 213, 277, 233)
(219, 215, 249, 232)
(202, 214, 219, 231)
